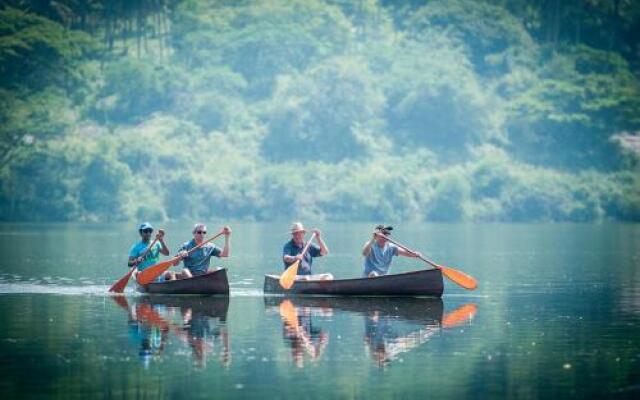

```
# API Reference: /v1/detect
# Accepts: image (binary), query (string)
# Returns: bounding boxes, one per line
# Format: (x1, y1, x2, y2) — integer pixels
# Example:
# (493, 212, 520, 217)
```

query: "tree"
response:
(0, 7, 94, 172)
(406, 0, 537, 75)
(170, 0, 353, 97)
(262, 55, 385, 162)
(384, 36, 504, 161)
(506, 45, 640, 170)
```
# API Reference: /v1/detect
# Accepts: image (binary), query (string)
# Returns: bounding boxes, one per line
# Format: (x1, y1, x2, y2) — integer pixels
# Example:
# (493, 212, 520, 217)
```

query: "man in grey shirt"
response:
(176, 223, 231, 278)
(362, 225, 421, 277)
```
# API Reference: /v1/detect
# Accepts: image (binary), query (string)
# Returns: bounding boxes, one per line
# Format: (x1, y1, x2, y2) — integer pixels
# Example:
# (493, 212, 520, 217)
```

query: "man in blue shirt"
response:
(128, 222, 170, 280)
(362, 225, 421, 277)
(283, 222, 330, 280)
(176, 223, 231, 278)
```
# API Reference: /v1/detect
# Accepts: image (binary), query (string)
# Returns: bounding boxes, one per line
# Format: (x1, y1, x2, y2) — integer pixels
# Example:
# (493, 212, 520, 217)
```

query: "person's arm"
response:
(283, 242, 298, 264)
(219, 226, 231, 258)
(157, 229, 170, 256)
(397, 246, 422, 259)
(174, 243, 188, 266)
(128, 245, 143, 267)
(362, 232, 377, 257)
(313, 229, 329, 256)
(127, 255, 140, 267)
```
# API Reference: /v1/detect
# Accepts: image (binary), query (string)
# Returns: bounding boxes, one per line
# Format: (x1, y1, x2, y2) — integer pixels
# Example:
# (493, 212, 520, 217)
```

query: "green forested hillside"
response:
(1, 0, 639, 222)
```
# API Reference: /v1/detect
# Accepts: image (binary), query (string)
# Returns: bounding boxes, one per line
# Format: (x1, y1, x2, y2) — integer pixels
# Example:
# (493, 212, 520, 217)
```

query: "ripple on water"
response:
(0, 282, 109, 295)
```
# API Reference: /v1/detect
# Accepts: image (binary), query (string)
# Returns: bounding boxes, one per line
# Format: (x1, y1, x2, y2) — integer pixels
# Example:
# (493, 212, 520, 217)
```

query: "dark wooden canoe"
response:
(263, 268, 443, 297)
(137, 268, 229, 295)
(264, 296, 443, 323)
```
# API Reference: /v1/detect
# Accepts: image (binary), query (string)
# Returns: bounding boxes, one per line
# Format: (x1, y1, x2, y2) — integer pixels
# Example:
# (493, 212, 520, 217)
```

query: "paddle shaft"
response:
(295, 232, 317, 263)
(132, 237, 160, 267)
(184, 230, 226, 257)
(376, 233, 478, 290)
(374, 233, 441, 269)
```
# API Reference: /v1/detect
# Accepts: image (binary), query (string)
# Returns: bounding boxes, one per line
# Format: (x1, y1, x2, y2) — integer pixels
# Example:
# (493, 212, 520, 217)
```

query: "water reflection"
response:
(278, 298, 331, 368)
(112, 295, 230, 368)
(266, 297, 477, 367)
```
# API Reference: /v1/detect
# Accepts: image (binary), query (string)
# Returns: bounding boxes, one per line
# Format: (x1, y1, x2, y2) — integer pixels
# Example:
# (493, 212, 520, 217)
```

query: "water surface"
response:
(0, 222, 639, 399)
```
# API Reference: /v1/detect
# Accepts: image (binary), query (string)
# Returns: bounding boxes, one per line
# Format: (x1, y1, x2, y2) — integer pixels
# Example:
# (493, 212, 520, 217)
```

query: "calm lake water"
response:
(0, 222, 639, 399)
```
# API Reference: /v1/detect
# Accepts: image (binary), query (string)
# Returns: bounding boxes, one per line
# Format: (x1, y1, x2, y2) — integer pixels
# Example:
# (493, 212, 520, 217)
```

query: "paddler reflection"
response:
(172, 298, 231, 368)
(267, 297, 476, 368)
(112, 295, 230, 368)
(279, 299, 330, 368)
(364, 301, 477, 366)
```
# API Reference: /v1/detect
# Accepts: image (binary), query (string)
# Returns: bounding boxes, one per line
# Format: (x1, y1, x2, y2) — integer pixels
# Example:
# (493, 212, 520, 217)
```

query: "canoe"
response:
(137, 268, 229, 295)
(263, 268, 443, 297)
(264, 296, 443, 323)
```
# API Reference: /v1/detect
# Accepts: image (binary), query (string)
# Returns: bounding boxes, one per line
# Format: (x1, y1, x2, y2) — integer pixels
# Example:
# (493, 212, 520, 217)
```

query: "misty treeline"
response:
(1, 0, 639, 222)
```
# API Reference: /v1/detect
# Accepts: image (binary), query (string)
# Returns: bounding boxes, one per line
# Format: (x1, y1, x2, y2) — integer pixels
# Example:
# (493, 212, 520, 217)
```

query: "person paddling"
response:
(174, 223, 231, 279)
(362, 225, 421, 277)
(282, 222, 330, 281)
(128, 222, 171, 281)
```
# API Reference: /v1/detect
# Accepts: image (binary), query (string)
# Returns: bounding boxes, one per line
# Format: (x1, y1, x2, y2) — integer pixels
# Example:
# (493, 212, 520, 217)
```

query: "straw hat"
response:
(289, 222, 306, 234)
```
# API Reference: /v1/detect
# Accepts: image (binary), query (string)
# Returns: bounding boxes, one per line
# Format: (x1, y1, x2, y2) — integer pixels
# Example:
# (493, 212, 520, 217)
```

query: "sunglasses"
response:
(195, 231, 207, 235)
(141, 229, 153, 234)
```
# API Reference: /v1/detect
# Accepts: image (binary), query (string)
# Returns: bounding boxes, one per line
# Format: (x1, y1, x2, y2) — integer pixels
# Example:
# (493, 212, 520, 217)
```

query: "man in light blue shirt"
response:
(128, 222, 170, 273)
(362, 225, 421, 277)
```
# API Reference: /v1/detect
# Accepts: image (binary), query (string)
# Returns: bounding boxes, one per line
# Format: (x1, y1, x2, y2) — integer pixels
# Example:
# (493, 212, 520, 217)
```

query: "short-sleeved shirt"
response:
(178, 239, 222, 276)
(363, 242, 399, 277)
(282, 239, 322, 276)
(129, 241, 163, 271)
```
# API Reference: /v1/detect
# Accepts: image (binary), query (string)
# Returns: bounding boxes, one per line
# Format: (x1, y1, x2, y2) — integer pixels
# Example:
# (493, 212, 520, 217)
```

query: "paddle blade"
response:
(136, 304, 170, 330)
(136, 258, 176, 285)
(111, 294, 131, 310)
(109, 267, 135, 293)
(279, 299, 300, 330)
(441, 266, 478, 290)
(442, 303, 478, 328)
(279, 261, 299, 289)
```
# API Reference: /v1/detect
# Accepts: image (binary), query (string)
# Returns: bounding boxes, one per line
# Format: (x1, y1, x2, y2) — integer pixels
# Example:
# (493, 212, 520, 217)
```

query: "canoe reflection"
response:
(265, 297, 451, 367)
(112, 295, 230, 368)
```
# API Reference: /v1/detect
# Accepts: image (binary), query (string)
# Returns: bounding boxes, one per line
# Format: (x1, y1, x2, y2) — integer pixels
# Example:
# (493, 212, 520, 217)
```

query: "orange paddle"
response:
(377, 233, 478, 290)
(442, 303, 478, 328)
(279, 299, 300, 330)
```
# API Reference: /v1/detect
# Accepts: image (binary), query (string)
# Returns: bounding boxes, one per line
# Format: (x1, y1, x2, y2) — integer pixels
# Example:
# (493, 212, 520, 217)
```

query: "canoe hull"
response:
(263, 268, 444, 297)
(138, 268, 229, 295)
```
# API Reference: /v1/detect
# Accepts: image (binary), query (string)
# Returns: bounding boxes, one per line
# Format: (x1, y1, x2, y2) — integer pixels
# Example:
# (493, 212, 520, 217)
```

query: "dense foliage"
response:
(0, 0, 639, 222)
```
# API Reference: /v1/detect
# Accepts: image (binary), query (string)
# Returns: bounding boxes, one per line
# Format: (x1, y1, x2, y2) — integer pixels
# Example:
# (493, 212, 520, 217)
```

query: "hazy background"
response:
(1, 0, 639, 223)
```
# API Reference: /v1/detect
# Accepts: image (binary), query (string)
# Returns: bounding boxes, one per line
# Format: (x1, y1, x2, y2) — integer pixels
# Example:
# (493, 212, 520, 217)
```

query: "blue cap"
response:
(139, 222, 153, 231)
